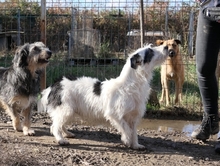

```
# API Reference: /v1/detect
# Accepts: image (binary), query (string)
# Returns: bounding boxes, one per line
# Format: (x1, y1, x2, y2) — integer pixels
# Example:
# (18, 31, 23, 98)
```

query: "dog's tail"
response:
(37, 87, 51, 113)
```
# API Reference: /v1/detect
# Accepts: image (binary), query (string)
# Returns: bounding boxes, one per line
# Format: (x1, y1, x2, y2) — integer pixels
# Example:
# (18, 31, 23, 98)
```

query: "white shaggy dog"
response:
(38, 44, 168, 149)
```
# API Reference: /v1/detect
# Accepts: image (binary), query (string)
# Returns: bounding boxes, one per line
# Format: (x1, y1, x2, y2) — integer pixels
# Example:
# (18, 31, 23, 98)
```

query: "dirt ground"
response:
(0, 109, 220, 166)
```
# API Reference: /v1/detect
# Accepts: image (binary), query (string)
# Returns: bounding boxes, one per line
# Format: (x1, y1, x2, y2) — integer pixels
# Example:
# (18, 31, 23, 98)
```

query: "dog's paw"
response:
(63, 132, 75, 138)
(132, 144, 146, 150)
(14, 127, 23, 132)
(23, 129, 35, 136)
(58, 139, 70, 146)
(13, 124, 22, 132)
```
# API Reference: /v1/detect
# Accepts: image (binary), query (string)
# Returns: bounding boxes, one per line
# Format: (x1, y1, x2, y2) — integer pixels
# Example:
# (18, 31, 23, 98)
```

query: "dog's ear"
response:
(155, 40, 164, 46)
(130, 54, 141, 69)
(13, 43, 30, 67)
(174, 39, 181, 45)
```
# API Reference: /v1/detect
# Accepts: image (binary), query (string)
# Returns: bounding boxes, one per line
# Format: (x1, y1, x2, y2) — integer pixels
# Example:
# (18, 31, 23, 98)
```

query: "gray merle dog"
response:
(0, 42, 52, 136)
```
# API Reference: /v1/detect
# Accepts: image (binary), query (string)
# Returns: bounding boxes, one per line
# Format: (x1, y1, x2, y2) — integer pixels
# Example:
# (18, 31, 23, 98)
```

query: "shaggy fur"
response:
(156, 39, 185, 106)
(38, 44, 168, 149)
(0, 42, 52, 136)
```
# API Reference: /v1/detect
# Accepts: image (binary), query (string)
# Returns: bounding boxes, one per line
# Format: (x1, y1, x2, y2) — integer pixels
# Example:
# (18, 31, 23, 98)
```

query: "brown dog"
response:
(156, 39, 184, 106)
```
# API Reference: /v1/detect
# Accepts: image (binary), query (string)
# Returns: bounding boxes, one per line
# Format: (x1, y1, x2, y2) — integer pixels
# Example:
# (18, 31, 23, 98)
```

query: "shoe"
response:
(215, 139, 220, 154)
(191, 113, 219, 141)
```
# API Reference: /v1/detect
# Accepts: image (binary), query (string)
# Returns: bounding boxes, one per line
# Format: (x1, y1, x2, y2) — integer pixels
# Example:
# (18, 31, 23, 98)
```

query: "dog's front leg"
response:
(179, 86, 183, 103)
(11, 108, 22, 132)
(164, 79, 170, 106)
(108, 117, 132, 147)
(131, 123, 145, 150)
(22, 106, 35, 136)
(109, 116, 145, 150)
(2, 102, 22, 131)
(175, 79, 183, 105)
(175, 80, 180, 104)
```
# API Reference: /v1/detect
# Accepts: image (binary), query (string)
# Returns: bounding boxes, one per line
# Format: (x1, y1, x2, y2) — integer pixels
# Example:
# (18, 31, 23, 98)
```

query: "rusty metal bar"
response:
(40, 0, 46, 90)
(17, 8, 21, 46)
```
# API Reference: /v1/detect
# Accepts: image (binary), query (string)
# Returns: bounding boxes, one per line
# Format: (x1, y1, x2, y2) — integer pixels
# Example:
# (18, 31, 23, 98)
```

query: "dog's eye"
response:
(173, 44, 177, 47)
(33, 46, 40, 52)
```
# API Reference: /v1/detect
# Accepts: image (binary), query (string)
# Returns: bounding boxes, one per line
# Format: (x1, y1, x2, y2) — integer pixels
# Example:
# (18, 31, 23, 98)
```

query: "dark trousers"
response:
(196, 9, 220, 115)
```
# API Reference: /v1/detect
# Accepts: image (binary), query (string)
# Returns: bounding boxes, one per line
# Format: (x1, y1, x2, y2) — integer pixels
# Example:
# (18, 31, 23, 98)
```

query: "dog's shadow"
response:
(33, 126, 52, 137)
(34, 125, 121, 143)
(30, 126, 134, 152)
(2, 124, 216, 161)
(70, 128, 121, 142)
(33, 126, 152, 153)
(31, 126, 220, 161)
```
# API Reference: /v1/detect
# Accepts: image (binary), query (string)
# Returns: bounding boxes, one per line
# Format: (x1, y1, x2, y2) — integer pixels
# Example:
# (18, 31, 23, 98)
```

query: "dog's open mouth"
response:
(38, 50, 52, 63)
(38, 58, 50, 63)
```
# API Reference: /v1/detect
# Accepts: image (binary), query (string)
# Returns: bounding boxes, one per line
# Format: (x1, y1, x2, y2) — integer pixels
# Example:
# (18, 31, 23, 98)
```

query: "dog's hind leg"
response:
(21, 106, 35, 136)
(160, 78, 165, 104)
(62, 126, 75, 138)
(50, 107, 74, 145)
(160, 88, 165, 104)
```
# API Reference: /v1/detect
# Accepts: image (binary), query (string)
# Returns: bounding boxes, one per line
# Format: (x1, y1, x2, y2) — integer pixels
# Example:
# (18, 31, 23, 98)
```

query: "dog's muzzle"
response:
(39, 50, 52, 63)
(45, 51, 52, 62)
(168, 49, 176, 57)
(46, 50, 52, 58)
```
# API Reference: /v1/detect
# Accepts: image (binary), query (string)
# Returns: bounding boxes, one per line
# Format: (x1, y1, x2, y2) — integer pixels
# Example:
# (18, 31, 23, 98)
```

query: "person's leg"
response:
(215, 138, 220, 153)
(191, 9, 220, 141)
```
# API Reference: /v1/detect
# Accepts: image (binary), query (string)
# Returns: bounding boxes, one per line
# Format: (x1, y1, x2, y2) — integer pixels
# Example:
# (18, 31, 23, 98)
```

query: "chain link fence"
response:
(0, 0, 205, 112)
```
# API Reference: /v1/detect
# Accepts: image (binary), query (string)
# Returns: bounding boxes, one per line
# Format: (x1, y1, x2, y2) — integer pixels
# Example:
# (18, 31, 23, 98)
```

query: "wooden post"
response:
(40, 0, 46, 90)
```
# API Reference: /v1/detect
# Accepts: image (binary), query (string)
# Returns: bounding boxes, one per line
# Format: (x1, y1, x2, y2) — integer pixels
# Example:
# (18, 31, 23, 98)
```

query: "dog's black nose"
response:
(47, 50, 52, 57)
(169, 50, 175, 57)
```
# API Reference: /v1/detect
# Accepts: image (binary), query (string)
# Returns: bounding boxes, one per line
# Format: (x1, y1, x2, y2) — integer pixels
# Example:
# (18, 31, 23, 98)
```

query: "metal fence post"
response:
(71, 8, 77, 58)
(165, 6, 168, 37)
(17, 8, 20, 46)
(188, 9, 194, 58)
(140, 0, 144, 48)
(40, 0, 46, 90)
